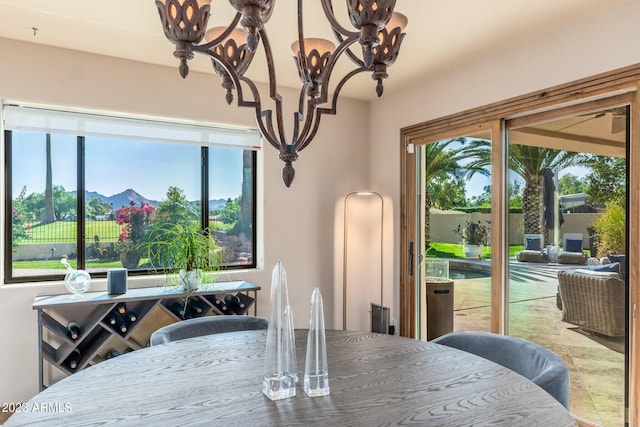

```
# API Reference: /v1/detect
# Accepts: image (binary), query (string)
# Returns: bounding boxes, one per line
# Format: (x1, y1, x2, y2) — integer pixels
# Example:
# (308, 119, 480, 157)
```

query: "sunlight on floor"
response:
(450, 265, 624, 427)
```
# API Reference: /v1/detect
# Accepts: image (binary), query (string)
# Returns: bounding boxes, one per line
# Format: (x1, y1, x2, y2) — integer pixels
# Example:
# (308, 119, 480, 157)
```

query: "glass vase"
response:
(262, 261, 297, 400)
(304, 287, 330, 397)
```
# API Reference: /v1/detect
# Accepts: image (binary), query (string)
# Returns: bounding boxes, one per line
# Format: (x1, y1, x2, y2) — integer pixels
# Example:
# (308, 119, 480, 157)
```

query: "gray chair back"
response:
(150, 315, 268, 346)
(432, 331, 570, 409)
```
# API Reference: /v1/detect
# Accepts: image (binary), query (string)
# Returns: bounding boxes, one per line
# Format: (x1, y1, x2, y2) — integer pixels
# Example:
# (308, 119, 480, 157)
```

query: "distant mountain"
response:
(106, 189, 155, 210)
(72, 189, 230, 212)
(209, 198, 228, 211)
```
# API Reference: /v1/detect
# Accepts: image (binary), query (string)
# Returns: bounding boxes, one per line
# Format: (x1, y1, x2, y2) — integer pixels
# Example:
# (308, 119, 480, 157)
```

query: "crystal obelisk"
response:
(262, 261, 297, 400)
(304, 287, 330, 397)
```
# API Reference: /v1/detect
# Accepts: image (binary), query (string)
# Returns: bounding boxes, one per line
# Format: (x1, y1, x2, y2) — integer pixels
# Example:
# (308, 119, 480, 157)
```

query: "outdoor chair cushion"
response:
(557, 251, 587, 265)
(586, 262, 621, 276)
(607, 254, 626, 281)
(432, 331, 570, 409)
(525, 235, 543, 251)
(564, 239, 583, 253)
(516, 250, 545, 263)
(150, 315, 268, 346)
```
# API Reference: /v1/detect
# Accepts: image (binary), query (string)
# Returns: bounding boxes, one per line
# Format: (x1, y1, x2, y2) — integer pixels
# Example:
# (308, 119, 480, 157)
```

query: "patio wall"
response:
(430, 212, 597, 247)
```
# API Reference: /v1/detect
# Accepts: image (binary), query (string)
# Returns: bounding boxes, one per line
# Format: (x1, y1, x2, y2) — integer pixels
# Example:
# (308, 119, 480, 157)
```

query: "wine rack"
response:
(33, 280, 260, 390)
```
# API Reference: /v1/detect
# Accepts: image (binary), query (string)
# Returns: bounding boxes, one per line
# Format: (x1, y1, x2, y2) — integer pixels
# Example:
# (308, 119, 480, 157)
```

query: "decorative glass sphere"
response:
(65, 269, 91, 294)
(61, 257, 91, 294)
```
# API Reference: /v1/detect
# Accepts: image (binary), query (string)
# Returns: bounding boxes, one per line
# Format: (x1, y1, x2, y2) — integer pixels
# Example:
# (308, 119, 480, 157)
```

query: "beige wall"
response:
(0, 38, 370, 402)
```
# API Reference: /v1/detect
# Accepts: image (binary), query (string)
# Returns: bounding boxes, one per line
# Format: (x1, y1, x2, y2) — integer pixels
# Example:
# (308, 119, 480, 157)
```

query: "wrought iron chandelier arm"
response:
(320, 0, 360, 39)
(197, 13, 243, 51)
(259, 109, 283, 152)
(330, 25, 366, 68)
(255, 28, 288, 148)
(296, 67, 367, 152)
(315, 33, 360, 105)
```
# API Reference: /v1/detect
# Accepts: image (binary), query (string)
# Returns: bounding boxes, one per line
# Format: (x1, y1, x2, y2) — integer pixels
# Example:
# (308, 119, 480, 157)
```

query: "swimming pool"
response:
(449, 267, 491, 280)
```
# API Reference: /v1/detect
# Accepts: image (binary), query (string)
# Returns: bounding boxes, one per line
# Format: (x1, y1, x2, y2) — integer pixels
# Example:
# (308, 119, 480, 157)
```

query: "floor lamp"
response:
(342, 192, 385, 333)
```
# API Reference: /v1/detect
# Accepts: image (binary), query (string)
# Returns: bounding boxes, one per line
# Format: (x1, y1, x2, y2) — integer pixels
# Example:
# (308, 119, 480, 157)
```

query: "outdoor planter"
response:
(463, 244, 483, 259)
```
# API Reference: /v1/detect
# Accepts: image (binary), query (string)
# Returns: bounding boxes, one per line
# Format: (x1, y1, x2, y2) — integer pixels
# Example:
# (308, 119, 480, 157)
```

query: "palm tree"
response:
(424, 138, 488, 249)
(464, 141, 588, 235)
(43, 133, 56, 224)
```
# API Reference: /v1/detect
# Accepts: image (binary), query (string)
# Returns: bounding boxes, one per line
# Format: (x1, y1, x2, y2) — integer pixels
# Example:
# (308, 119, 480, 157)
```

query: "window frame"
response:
(3, 109, 259, 284)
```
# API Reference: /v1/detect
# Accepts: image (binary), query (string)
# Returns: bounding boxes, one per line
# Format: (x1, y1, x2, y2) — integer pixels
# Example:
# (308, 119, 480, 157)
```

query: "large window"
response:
(3, 105, 260, 283)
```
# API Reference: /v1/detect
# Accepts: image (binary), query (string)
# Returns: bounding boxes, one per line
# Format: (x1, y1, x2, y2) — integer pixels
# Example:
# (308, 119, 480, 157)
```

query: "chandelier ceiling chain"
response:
(155, 0, 407, 187)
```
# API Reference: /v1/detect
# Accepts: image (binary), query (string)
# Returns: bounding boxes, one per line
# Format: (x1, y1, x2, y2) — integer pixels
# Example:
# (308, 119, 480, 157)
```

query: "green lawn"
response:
(13, 257, 152, 270)
(427, 242, 524, 259)
(24, 220, 121, 243)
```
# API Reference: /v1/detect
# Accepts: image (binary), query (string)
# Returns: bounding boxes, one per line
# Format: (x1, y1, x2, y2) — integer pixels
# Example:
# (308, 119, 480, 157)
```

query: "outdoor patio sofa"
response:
(557, 267, 625, 337)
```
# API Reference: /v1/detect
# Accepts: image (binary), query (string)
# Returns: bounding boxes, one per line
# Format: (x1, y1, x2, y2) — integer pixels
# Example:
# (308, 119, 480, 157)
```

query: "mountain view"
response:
(71, 189, 229, 212)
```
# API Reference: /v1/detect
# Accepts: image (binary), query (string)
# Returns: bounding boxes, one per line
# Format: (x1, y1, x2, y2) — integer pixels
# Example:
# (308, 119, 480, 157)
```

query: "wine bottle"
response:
(66, 321, 82, 341)
(225, 294, 245, 314)
(114, 302, 127, 315)
(169, 301, 187, 319)
(68, 349, 81, 370)
(236, 293, 255, 310)
(115, 315, 127, 334)
(212, 295, 229, 314)
(124, 310, 137, 323)
(188, 299, 203, 315)
(106, 313, 117, 325)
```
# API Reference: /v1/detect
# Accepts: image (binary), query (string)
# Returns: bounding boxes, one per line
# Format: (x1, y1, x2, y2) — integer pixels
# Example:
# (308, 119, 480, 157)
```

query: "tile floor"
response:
(447, 260, 625, 427)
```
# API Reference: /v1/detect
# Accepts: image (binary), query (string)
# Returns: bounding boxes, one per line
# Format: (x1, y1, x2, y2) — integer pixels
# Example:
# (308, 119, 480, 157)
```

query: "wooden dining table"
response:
(6, 329, 576, 426)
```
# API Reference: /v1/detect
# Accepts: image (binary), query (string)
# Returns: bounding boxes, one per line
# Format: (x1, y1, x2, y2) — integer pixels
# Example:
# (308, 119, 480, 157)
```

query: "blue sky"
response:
(448, 139, 589, 199)
(11, 132, 244, 201)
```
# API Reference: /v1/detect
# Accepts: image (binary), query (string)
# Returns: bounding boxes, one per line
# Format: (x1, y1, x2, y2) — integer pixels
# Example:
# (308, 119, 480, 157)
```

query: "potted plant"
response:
(146, 222, 221, 292)
(455, 220, 489, 259)
(115, 201, 156, 268)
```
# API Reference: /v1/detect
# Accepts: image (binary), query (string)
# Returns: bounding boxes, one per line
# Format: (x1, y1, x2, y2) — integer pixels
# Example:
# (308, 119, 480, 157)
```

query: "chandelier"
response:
(155, 0, 407, 187)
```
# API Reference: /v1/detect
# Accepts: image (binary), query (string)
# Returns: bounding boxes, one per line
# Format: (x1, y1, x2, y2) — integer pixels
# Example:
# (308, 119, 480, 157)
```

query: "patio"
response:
(450, 260, 625, 427)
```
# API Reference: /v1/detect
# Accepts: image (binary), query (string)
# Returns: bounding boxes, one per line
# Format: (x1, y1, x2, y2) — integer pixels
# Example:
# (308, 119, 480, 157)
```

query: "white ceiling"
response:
(0, 0, 627, 101)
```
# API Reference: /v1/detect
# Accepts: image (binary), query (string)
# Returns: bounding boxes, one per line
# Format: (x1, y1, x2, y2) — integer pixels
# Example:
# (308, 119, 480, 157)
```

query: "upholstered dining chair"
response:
(150, 315, 269, 346)
(432, 331, 570, 409)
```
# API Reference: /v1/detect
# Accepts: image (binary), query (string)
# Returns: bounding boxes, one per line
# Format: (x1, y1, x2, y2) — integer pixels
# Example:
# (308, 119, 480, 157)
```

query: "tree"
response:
(21, 186, 75, 222)
(86, 196, 112, 219)
(424, 138, 487, 249)
(238, 150, 253, 236)
(465, 141, 588, 234)
(557, 173, 585, 195)
(508, 180, 523, 209)
(428, 176, 467, 210)
(52, 186, 76, 220)
(219, 197, 240, 225)
(469, 185, 491, 208)
(585, 156, 626, 207)
(43, 133, 56, 224)
(155, 186, 197, 225)
(592, 201, 625, 255)
(11, 186, 33, 248)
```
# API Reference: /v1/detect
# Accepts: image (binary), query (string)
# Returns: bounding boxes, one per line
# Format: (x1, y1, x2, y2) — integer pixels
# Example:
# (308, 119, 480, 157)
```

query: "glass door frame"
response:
(400, 64, 640, 425)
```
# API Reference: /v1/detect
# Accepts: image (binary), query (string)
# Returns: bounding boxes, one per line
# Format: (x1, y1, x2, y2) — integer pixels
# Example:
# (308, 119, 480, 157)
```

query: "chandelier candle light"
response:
(155, 0, 407, 187)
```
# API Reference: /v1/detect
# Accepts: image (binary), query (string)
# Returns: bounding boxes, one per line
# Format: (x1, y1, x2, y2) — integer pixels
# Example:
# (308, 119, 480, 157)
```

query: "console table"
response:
(32, 281, 260, 390)
(9, 329, 576, 426)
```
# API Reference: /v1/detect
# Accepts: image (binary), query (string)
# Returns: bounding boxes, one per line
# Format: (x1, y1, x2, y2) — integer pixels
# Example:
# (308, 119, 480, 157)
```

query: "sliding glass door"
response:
(414, 130, 495, 340)
(506, 104, 628, 426)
